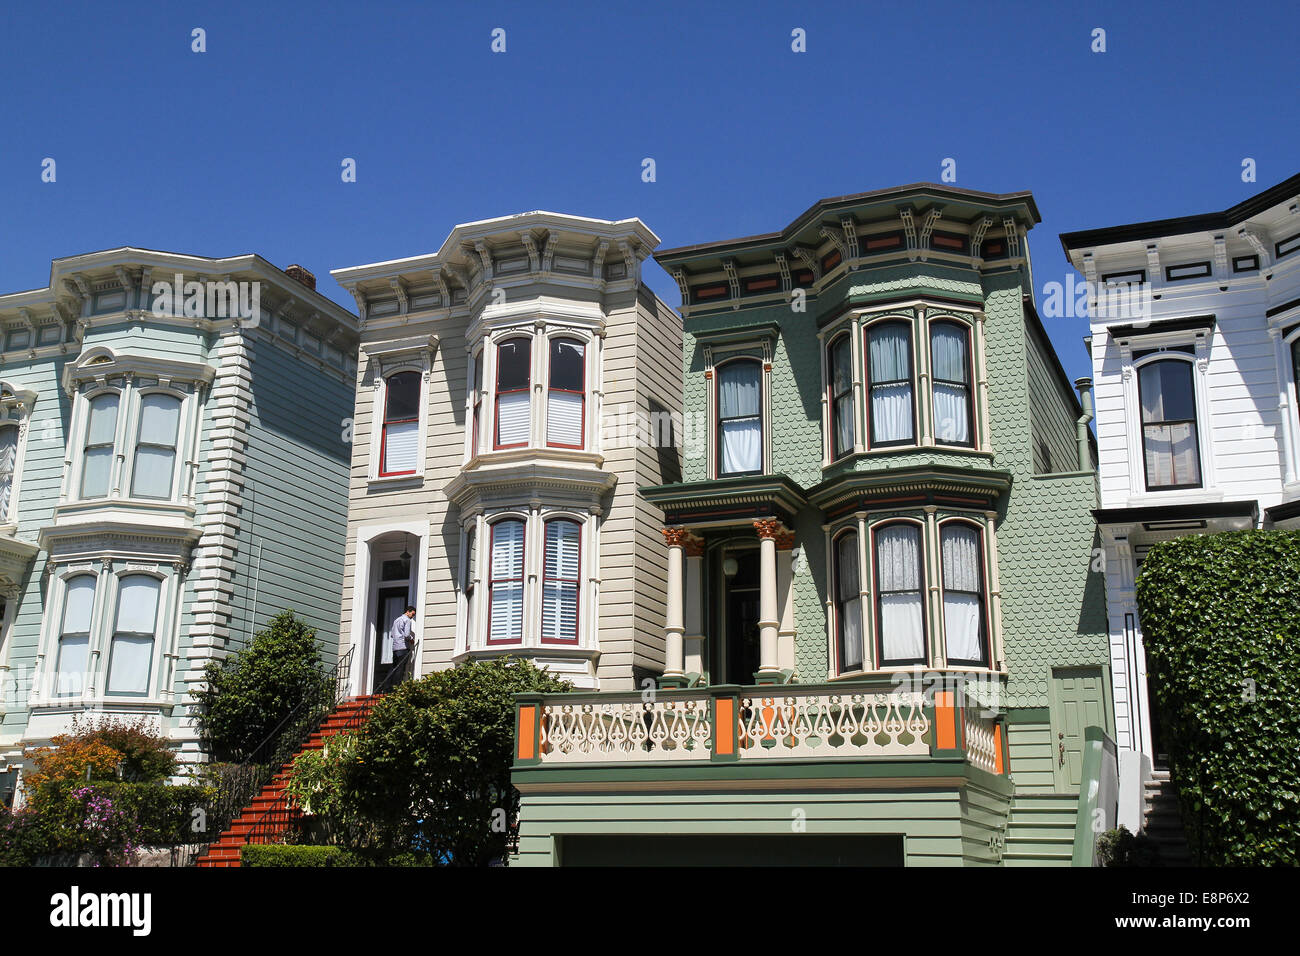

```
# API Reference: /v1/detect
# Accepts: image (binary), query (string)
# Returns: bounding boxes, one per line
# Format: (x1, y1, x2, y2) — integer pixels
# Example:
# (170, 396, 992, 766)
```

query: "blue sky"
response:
(1, 0, 1296, 382)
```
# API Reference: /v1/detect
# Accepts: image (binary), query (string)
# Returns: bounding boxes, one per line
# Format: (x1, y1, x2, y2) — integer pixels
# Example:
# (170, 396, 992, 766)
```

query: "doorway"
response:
(718, 548, 760, 685)
(373, 587, 409, 693)
(1049, 665, 1113, 791)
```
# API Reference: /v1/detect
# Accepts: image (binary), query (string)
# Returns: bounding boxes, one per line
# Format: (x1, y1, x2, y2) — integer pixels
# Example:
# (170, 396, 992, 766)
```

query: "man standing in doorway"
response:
(388, 605, 417, 687)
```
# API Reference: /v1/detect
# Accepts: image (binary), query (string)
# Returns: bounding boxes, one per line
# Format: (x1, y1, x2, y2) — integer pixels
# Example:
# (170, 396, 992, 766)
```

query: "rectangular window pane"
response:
(86, 394, 119, 445)
(107, 635, 154, 695)
(383, 420, 419, 473)
(870, 382, 913, 443)
(880, 593, 925, 662)
(137, 394, 180, 445)
(81, 447, 114, 498)
(116, 576, 160, 633)
(497, 391, 530, 446)
(489, 582, 524, 641)
(131, 446, 176, 498)
(720, 419, 761, 473)
(718, 365, 760, 418)
(56, 635, 89, 696)
(943, 593, 984, 663)
(541, 582, 579, 642)
(834, 394, 854, 455)
(547, 390, 583, 446)
(842, 596, 863, 670)
(933, 383, 970, 443)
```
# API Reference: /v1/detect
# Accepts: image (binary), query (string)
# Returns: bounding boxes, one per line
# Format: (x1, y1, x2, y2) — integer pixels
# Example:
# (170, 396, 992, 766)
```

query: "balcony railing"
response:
(514, 680, 1007, 773)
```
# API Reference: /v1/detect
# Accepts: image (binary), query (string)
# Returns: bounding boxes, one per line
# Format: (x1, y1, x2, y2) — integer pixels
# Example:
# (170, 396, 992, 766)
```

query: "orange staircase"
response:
(196, 695, 381, 868)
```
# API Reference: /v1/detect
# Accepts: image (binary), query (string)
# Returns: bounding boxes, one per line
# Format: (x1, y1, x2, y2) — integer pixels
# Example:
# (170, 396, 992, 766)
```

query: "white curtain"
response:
(107, 636, 154, 695)
(132, 394, 181, 498)
(56, 576, 97, 696)
(0, 425, 17, 520)
(718, 363, 761, 473)
(836, 534, 863, 670)
(868, 326, 913, 443)
(81, 393, 119, 498)
(830, 339, 854, 455)
(941, 525, 985, 663)
(496, 392, 530, 446)
(876, 525, 925, 662)
(542, 521, 581, 642)
(107, 575, 159, 695)
(547, 390, 584, 447)
(489, 521, 525, 641)
(383, 419, 419, 473)
(1140, 361, 1200, 487)
(931, 324, 970, 444)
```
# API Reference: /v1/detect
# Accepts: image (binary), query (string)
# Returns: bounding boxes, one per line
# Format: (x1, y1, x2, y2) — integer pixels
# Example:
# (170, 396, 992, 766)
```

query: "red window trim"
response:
(863, 319, 917, 450)
(827, 333, 854, 460)
(546, 338, 586, 450)
(938, 519, 990, 667)
(832, 528, 861, 674)
(494, 338, 531, 450)
(378, 372, 419, 478)
(871, 520, 928, 668)
(929, 319, 976, 449)
(541, 517, 581, 645)
(485, 518, 526, 645)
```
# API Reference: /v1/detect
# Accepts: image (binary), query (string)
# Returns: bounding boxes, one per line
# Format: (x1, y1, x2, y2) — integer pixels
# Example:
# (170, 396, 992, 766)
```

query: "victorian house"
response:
(1061, 171, 1300, 767)
(0, 250, 358, 800)
(330, 212, 681, 694)
(511, 183, 1113, 866)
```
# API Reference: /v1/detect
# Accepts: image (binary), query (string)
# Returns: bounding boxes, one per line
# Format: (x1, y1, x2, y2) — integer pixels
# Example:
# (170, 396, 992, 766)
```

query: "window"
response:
(716, 360, 762, 475)
(81, 393, 120, 498)
(1138, 359, 1201, 490)
(56, 576, 96, 697)
(542, 519, 581, 643)
(866, 322, 914, 446)
(931, 322, 973, 446)
(131, 394, 181, 498)
(495, 338, 531, 448)
(488, 519, 525, 643)
(828, 335, 854, 459)
(471, 352, 483, 455)
(941, 524, 987, 666)
(874, 523, 925, 666)
(464, 527, 477, 642)
(106, 575, 159, 696)
(834, 532, 863, 671)
(380, 371, 420, 476)
(0, 424, 17, 521)
(547, 339, 585, 448)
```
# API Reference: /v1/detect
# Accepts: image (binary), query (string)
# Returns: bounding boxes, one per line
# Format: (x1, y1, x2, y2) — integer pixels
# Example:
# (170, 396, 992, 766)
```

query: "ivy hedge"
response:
(1135, 530, 1300, 865)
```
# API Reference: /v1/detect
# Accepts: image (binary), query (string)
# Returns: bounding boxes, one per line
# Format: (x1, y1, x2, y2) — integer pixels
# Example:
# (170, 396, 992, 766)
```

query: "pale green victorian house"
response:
(511, 183, 1114, 866)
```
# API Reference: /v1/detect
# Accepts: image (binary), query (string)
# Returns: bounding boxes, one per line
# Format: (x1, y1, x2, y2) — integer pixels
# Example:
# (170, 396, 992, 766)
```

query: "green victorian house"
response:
(511, 183, 1114, 866)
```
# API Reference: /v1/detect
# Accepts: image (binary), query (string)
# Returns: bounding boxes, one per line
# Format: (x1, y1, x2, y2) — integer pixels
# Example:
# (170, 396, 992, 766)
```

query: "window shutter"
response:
(384, 420, 419, 473)
(546, 391, 583, 446)
(496, 392, 530, 446)
(489, 521, 525, 641)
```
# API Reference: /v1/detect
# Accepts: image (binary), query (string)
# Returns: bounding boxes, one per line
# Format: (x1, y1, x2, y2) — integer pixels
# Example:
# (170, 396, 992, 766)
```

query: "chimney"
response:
(284, 264, 316, 291)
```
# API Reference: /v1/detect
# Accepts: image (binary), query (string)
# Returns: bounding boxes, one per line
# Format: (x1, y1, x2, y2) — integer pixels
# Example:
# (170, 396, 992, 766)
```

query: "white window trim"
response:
(1274, 323, 1300, 489)
(347, 520, 431, 696)
(0, 380, 37, 528)
(361, 335, 437, 485)
(705, 345, 771, 479)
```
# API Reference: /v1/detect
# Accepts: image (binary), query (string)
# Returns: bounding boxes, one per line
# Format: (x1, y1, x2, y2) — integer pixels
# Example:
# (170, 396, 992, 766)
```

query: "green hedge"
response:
(240, 844, 431, 867)
(1135, 530, 1300, 865)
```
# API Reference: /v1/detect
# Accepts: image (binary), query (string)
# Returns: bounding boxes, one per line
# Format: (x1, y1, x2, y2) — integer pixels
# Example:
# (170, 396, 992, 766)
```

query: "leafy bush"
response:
(1095, 826, 1160, 867)
(24, 715, 176, 795)
(241, 844, 346, 867)
(1136, 530, 1300, 865)
(328, 658, 569, 865)
(83, 716, 177, 782)
(192, 610, 332, 761)
(0, 805, 49, 867)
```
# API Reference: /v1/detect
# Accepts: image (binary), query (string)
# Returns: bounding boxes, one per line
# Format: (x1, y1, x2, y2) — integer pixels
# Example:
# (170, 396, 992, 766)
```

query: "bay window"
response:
(834, 531, 863, 671)
(488, 519, 526, 643)
(495, 338, 531, 448)
(941, 523, 987, 666)
(80, 393, 120, 498)
(541, 519, 581, 643)
(380, 371, 420, 476)
(1138, 359, 1201, 490)
(931, 321, 973, 446)
(55, 575, 96, 697)
(547, 338, 585, 448)
(717, 359, 762, 476)
(131, 393, 182, 498)
(828, 335, 854, 459)
(106, 575, 160, 696)
(874, 523, 926, 666)
(866, 322, 914, 447)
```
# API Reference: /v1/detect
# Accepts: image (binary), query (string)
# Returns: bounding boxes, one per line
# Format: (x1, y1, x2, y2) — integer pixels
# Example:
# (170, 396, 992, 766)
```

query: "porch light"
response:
(723, 556, 739, 578)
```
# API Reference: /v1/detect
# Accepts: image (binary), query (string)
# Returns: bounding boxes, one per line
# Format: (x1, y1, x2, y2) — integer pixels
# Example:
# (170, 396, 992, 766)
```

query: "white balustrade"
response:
(737, 691, 930, 758)
(963, 710, 999, 774)
(540, 696, 712, 763)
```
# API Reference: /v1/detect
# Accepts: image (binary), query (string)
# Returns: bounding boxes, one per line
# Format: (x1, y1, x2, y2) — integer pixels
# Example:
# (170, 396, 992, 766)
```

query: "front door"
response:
(1049, 665, 1113, 791)
(722, 550, 761, 685)
(373, 587, 409, 693)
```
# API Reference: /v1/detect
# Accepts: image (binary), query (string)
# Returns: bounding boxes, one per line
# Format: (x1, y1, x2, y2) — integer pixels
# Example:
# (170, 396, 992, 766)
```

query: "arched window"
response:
(716, 360, 762, 476)
(380, 371, 420, 476)
(542, 519, 581, 643)
(875, 523, 925, 666)
(931, 321, 973, 446)
(81, 393, 120, 498)
(131, 393, 182, 499)
(1138, 359, 1200, 490)
(56, 575, 97, 697)
(0, 423, 17, 521)
(547, 338, 585, 448)
(828, 334, 854, 459)
(866, 322, 914, 447)
(834, 531, 863, 671)
(487, 519, 526, 643)
(495, 338, 531, 448)
(941, 523, 987, 666)
(107, 575, 160, 696)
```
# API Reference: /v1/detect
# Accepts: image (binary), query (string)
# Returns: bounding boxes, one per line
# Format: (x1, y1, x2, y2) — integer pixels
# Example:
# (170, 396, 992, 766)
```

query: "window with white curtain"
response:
(80, 393, 120, 498)
(107, 575, 160, 696)
(495, 338, 531, 448)
(1138, 359, 1201, 490)
(866, 322, 914, 446)
(56, 575, 96, 697)
(828, 335, 854, 459)
(380, 371, 420, 476)
(875, 523, 926, 665)
(0, 424, 17, 522)
(835, 532, 863, 671)
(488, 519, 525, 642)
(941, 524, 987, 665)
(931, 322, 972, 446)
(131, 393, 182, 499)
(717, 360, 762, 475)
(542, 519, 581, 643)
(546, 338, 585, 448)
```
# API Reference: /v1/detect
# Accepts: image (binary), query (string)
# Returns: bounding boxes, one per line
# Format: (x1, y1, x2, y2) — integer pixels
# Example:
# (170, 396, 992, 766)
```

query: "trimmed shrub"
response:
(192, 610, 332, 761)
(241, 844, 346, 867)
(1135, 530, 1300, 865)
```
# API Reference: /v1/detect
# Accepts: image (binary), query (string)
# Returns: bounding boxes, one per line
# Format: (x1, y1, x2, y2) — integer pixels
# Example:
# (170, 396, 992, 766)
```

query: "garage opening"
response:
(558, 833, 905, 866)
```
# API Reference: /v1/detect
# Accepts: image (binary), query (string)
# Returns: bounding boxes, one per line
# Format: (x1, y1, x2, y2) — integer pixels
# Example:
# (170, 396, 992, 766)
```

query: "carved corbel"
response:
(789, 245, 822, 281)
(773, 251, 792, 291)
(839, 216, 860, 262)
(722, 259, 741, 309)
(970, 216, 994, 260)
(1238, 226, 1270, 269)
(541, 233, 557, 272)
(617, 238, 641, 285)
(520, 233, 541, 272)
(918, 207, 943, 260)
(900, 207, 918, 258)
(671, 268, 691, 305)
(819, 223, 850, 265)
(592, 239, 610, 280)
(1001, 218, 1021, 259)
(389, 277, 409, 315)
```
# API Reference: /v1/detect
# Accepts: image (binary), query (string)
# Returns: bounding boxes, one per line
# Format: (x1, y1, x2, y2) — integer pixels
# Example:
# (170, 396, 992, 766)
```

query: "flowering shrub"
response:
(72, 787, 143, 867)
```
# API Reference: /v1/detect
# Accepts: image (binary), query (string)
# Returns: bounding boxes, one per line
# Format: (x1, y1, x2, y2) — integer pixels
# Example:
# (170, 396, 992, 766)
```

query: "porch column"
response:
(661, 528, 689, 687)
(683, 537, 706, 675)
(753, 519, 783, 683)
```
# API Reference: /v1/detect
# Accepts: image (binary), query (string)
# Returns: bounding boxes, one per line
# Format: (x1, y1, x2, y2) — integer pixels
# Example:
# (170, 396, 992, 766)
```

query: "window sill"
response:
(826, 664, 1007, 682)
(1124, 488, 1223, 508)
(367, 473, 425, 489)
